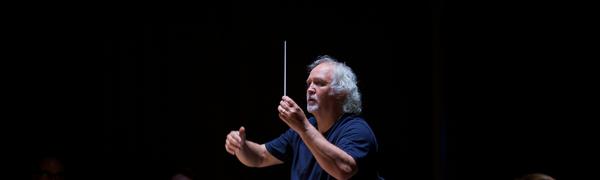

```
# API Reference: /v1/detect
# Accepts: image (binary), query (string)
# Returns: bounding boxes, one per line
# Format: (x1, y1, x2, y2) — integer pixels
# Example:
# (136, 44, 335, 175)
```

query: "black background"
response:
(8, 1, 596, 180)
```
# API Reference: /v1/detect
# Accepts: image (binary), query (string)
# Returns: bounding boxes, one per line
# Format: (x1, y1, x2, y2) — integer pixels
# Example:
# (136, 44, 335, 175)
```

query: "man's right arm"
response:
(225, 126, 284, 167)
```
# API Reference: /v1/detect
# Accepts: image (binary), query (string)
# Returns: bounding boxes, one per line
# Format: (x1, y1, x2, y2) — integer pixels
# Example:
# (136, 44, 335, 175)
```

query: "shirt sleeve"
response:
(265, 128, 296, 162)
(336, 120, 377, 166)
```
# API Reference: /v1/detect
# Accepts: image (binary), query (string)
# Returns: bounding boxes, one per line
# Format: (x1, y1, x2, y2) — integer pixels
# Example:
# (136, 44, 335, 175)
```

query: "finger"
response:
(229, 133, 242, 145)
(279, 106, 289, 117)
(227, 132, 240, 144)
(280, 98, 292, 109)
(282, 96, 298, 107)
(225, 143, 236, 155)
(279, 100, 287, 110)
(279, 113, 288, 122)
(278, 105, 286, 114)
(226, 139, 241, 150)
(239, 126, 246, 141)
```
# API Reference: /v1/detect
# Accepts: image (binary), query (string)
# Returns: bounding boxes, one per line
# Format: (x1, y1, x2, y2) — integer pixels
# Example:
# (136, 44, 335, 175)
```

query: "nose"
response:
(307, 83, 316, 95)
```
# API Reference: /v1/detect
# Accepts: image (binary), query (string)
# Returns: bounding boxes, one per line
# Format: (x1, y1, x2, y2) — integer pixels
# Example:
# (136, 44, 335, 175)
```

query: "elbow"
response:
(239, 159, 260, 168)
(242, 159, 267, 168)
(334, 162, 358, 180)
(243, 157, 266, 168)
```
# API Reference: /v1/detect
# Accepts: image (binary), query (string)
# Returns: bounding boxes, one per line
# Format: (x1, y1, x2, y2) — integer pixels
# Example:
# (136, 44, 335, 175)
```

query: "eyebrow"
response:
(307, 77, 328, 84)
(306, 76, 319, 83)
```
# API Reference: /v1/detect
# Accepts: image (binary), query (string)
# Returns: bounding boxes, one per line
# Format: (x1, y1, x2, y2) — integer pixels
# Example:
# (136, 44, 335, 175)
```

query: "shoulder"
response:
(341, 115, 372, 131)
(332, 115, 380, 160)
(338, 115, 377, 139)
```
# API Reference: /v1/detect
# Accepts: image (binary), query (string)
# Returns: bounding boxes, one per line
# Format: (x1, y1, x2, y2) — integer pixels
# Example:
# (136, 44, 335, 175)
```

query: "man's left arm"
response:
(278, 96, 357, 180)
(298, 126, 358, 180)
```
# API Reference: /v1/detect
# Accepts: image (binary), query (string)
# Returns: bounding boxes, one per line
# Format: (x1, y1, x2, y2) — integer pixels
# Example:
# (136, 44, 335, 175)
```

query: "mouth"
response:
(307, 98, 316, 104)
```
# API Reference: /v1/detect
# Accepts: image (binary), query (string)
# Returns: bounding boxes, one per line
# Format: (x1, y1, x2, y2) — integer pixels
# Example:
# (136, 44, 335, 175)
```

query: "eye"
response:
(316, 80, 326, 86)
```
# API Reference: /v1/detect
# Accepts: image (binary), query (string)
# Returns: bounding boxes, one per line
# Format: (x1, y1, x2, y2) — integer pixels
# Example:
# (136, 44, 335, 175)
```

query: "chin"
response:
(307, 105, 318, 113)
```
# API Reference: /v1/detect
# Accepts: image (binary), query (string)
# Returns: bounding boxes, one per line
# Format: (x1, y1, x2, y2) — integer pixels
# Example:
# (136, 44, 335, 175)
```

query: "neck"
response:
(314, 109, 344, 134)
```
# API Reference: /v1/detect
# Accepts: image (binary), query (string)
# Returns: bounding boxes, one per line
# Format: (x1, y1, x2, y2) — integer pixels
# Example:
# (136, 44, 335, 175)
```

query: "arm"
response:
(278, 96, 357, 179)
(299, 125, 358, 180)
(225, 126, 284, 167)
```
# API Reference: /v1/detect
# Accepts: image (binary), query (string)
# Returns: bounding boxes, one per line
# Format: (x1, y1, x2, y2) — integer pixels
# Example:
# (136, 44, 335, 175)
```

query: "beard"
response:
(306, 104, 319, 113)
(307, 103, 318, 113)
(307, 95, 318, 113)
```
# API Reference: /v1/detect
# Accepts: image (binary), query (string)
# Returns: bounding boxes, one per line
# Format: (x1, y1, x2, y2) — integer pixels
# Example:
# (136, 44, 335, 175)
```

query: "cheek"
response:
(316, 89, 326, 97)
(317, 89, 333, 100)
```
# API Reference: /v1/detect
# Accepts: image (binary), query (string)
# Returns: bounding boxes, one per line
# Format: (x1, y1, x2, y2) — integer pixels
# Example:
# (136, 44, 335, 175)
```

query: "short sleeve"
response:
(265, 128, 296, 162)
(336, 121, 377, 165)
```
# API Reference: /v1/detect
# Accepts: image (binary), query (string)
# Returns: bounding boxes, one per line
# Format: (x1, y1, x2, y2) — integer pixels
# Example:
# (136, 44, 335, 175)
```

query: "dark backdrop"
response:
(9, 1, 596, 180)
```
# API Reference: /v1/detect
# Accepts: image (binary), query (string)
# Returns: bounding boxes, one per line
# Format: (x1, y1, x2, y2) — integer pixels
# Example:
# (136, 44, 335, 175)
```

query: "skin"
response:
(225, 62, 357, 179)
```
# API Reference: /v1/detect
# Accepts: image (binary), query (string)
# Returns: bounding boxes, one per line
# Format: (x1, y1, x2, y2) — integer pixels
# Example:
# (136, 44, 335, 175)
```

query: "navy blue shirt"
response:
(266, 113, 381, 180)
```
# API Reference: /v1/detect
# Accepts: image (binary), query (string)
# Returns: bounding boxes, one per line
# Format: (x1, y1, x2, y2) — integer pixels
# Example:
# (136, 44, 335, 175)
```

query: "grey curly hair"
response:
(308, 55, 362, 114)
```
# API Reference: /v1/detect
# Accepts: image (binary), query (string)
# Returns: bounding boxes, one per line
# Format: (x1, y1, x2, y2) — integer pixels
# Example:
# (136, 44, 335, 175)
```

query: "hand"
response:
(225, 126, 246, 155)
(278, 96, 309, 133)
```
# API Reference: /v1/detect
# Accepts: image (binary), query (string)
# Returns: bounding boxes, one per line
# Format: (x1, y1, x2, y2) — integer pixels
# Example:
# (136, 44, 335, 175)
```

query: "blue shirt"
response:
(266, 113, 382, 180)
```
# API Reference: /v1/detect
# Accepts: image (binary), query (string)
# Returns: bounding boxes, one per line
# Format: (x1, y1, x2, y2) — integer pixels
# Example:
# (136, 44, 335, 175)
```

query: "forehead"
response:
(308, 63, 334, 80)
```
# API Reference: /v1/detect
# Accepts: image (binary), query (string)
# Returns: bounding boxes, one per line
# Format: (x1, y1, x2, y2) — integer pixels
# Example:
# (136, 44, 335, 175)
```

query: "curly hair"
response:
(308, 55, 362, 114)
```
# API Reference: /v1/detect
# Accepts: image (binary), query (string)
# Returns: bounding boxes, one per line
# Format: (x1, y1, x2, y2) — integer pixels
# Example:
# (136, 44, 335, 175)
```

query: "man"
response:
(225, 55, 381, 179)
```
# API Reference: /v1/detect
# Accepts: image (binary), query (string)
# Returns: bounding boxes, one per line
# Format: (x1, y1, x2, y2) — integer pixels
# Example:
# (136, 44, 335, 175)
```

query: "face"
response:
(306, 63, 337, 114)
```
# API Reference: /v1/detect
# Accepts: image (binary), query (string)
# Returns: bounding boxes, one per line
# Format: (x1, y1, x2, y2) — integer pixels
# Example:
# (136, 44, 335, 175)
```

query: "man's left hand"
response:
(278, 96, 310, 133)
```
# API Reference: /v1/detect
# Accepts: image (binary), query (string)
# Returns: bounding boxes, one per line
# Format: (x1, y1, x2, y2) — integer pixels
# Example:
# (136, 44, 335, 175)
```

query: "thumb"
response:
(239, 126, 246, 141)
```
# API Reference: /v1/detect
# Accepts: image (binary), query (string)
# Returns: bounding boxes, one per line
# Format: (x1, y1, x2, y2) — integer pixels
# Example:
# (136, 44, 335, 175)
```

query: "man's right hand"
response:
(225, 126, 246, 155)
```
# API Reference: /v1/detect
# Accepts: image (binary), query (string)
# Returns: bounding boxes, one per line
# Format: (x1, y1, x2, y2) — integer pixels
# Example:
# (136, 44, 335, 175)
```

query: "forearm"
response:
(236, 141, 268, 167)
(299, 126, 357, 180)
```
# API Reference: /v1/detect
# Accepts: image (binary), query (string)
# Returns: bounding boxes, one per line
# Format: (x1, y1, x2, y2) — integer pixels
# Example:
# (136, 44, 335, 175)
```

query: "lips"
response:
(307, 97, 317, 104)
